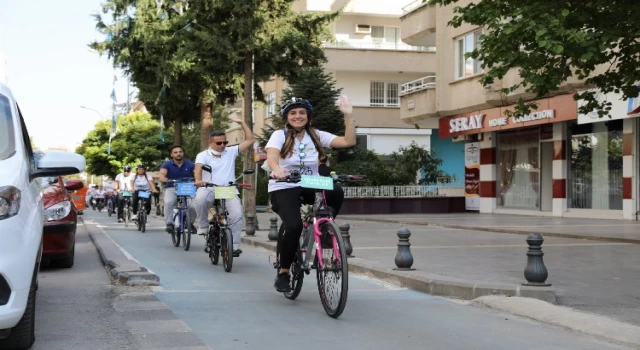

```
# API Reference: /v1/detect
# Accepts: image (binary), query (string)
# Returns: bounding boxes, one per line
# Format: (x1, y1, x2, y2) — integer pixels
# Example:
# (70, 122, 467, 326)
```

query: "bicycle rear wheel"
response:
(171, 211, 181, 247)
(208, 225, 220, 265)
(182, 210, 192, 251)
(284, 251, 304, 300)
(315, 221, 348, 318)
(124, 207, 129, 228)
(222, 228, 233, 272)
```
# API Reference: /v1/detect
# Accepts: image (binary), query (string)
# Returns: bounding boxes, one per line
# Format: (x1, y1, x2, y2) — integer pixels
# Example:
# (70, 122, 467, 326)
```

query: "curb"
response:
(473, 296, 640, 348)
(240, 235, 556, 303)
(80, 217, 160, 286)
(340, 215, 640, 245)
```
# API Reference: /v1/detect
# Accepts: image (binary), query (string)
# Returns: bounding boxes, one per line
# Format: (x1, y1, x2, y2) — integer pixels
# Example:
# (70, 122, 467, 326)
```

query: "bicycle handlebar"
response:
(274, 170, 366, 184)
(203, 182, 252, 189)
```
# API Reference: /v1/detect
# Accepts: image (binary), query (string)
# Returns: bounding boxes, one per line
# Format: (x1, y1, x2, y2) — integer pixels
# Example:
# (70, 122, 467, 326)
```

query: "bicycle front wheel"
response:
(182, 209, 191, 251)
(315, 221, 348, 318)
(208, 225, 220, 265)
(140, 210, 147, 233)
(171, 211, 181, 247)
(124, 207, 129, 228)
(222, 228, 233, 272)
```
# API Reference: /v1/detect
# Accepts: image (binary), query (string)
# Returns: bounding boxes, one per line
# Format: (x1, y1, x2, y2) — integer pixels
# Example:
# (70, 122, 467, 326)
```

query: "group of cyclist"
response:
(87, 96, 355, 292)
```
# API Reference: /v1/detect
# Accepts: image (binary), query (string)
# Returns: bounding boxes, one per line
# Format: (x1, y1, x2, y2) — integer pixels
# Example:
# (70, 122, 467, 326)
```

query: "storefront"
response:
(439, 93, 637, 219)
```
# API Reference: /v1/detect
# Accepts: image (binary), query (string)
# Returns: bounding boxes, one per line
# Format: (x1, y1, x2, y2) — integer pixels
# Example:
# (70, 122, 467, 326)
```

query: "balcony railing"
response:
(323, 41, 433, 52)
(400, 75, 436, 96)
(343, 183, 465, 198)
(402, 0, 433, 15)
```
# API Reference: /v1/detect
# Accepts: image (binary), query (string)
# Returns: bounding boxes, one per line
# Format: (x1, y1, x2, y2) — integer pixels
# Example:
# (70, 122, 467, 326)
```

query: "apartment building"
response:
(234, 0, 465, 175)
(400, 0, 640, 220)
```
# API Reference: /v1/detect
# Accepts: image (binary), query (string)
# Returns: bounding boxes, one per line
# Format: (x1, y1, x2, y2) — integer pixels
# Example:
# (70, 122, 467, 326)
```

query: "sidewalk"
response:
(248, 212, 640, 328)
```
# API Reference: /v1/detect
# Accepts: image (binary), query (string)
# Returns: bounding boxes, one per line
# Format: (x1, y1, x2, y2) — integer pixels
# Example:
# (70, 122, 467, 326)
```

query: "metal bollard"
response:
(522, 232, 551, 286)
(394, 227, 415, 271)
(245, 214, 256, 236)
(339, 223, 354, 257)
(268, 217, 279, 241)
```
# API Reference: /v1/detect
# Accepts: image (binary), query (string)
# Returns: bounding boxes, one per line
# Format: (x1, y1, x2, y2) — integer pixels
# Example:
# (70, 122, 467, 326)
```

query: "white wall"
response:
(358, 128, 431, 154)
(334, 15, 402, 41)
(304, 0, 415, 17)
(334, 71, 426, 107)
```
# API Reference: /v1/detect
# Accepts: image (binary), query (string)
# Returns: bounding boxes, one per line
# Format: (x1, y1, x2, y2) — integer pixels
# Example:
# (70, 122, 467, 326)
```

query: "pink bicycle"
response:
(274, 171, 365, 318)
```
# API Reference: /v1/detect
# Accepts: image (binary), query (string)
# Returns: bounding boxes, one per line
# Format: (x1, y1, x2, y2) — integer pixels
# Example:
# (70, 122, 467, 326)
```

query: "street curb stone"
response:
(240, 235, 556, 303)
(340, 215, 640, 244)
(80, 217, 160, 286)
(473, 296, 640, 348)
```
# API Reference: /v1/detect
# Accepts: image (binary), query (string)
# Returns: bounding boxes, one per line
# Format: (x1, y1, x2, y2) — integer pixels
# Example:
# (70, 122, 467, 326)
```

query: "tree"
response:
(388, 142, 447, 185)
(257, 66, 345, 146)
(433, 0, 640, 118)
(76, 111, 173, 177)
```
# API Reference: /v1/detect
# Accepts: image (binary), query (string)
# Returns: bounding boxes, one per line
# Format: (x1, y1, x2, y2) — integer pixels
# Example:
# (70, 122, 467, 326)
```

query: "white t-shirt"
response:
(132, 174, 153, 191)
(114, 173, 134, 191)
(104, 180, 115, 191)
(195, 145, 240, 186)
(265, 129, 337, 192)
(87, 188, 97, 196)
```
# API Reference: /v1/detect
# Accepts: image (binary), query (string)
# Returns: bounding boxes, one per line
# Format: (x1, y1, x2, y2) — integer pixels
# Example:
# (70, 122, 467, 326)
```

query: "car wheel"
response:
(0, 281, 36, 349)
(54, 246, 75, 269)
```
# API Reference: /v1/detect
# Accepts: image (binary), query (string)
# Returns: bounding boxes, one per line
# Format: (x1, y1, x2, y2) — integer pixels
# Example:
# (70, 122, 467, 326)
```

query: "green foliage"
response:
(181, 105, 231, 159)
(432, 0, 640, 118)
(389, 142, 447, 185)
(76, 111, 173, 177)
(330, 148, 391, 186)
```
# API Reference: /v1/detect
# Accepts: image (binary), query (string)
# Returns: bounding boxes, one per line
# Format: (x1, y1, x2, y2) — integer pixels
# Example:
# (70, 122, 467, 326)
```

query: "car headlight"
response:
(43, 200, 72, 222)
(0, 186, 21, 221)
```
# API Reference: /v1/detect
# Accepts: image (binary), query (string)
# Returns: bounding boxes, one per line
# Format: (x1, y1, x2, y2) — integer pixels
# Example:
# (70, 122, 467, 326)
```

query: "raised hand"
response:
(338, 95, 353, 115)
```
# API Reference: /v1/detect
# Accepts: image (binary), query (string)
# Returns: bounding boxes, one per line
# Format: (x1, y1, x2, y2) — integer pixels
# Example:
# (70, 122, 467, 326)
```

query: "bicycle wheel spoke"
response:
(316, 221, 348, 318)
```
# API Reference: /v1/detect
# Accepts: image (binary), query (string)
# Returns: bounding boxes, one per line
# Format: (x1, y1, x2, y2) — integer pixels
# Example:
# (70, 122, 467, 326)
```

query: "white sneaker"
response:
(197, 228, 208, 236)
(131, 214, 138, 221)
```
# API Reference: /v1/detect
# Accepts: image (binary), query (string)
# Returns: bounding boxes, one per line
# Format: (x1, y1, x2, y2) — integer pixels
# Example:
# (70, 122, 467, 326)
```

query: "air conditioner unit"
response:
(355, 24, 371, 34)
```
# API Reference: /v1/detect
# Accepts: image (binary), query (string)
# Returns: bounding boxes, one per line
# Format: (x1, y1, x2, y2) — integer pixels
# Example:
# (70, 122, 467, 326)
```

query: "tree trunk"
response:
(242, 53, 256, 219)
(174, 118, 183, 146)
(200, 95, 213, 151)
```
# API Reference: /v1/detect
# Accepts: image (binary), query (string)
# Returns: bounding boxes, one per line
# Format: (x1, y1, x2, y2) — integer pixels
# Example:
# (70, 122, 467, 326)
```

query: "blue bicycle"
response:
(166, 178, 197, 251)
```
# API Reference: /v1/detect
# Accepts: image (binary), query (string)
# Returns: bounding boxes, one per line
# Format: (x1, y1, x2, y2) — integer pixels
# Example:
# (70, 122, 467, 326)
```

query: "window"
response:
(455, 30, 483, 79)
(0, 94, 15, 160)
(497, 128, 540, 208)
(568, 120, 623, 210)
(372, 26, 401, 49)
(265, 92, 276, 118)
(370, 81, 399, 107)
(355, 134, 368, 150)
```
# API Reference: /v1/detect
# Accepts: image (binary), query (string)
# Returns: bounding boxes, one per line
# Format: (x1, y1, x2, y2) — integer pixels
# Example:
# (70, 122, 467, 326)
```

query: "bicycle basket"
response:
(138, 191, 151, 199)
(214, 186, 236, 199)
(176, 183, 197, 197)
(122, 191, 133, 197)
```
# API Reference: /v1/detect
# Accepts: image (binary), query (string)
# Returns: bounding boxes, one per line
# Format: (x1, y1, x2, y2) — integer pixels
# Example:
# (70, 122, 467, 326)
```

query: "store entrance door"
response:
(540, 141, 554, 211)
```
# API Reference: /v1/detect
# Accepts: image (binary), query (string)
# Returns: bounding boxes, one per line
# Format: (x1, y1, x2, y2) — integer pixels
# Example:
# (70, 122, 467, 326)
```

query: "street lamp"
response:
(80, 106, 107, 120)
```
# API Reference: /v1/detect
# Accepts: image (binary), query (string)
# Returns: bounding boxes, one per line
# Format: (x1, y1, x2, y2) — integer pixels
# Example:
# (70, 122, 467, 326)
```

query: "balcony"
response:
(294, 0, 406, 17)
(323, 41, 436, 73)
(400, 75, 438, 123)
(400, 0, 436, 47)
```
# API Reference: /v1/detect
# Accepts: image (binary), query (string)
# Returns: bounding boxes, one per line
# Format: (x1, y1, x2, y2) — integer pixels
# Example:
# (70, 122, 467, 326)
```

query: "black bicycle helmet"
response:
(280, 97, 312, 120)
(123, 165, 132, 172)
(136, 164, 147, 170)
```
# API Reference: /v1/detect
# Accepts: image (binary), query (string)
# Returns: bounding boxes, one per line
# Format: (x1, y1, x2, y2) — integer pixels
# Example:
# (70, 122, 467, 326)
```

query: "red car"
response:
(40, 176, 83, 268)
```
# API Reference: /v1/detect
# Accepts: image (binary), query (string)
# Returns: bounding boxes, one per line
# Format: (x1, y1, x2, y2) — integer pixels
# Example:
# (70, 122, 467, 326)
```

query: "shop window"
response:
(497, 128, 540, 208)
(568, 120, 623, 210)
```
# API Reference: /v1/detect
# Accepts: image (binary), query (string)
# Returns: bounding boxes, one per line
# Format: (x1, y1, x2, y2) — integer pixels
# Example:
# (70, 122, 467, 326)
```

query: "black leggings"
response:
(132, 190, 152, 215)
(269, 185, 344, 269)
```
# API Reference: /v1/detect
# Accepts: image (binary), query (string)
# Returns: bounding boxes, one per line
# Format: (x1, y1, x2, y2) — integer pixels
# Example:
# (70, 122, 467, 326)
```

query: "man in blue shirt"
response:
(159, 145, 197, 233)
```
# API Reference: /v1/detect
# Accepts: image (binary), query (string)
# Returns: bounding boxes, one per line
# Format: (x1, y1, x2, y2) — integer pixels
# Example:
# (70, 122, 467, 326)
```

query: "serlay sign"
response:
(439, 94, 578, 138)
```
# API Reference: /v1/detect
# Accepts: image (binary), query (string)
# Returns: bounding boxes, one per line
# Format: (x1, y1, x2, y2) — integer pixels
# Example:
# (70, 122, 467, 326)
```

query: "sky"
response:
(0, 0, 132, 151)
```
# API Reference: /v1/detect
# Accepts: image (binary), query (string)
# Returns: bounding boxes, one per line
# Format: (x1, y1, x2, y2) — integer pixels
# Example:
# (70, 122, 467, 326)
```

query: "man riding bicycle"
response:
(129, 164, 159, 222)
(265, 96, 356, 292)
(159, 145, 197, 233)
(194, 113, 254, 257)
(114, 166, 134, 223)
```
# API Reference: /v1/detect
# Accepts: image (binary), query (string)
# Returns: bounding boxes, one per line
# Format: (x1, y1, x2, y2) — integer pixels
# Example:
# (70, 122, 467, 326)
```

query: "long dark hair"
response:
(280, 124, 325, 161)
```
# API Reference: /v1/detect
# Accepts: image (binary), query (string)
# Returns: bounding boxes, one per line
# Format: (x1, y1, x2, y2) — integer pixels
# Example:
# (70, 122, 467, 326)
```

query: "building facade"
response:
(399, 0, 640, 220)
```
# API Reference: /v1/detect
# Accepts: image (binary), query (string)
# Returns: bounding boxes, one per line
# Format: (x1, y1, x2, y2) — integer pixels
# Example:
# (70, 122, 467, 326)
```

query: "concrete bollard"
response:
(245, 214, 256, 236)
(394, 227, 415, 271)
(339, 223, 354, 257)
(268, 217, 279, 241)
(522, 232, 551, 286)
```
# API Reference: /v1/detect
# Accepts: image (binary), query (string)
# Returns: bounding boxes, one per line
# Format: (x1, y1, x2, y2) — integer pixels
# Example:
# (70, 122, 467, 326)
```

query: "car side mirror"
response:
(65, 180, 84, 191)
(202, 165, 212, 173)
(243, 169, 255, 175)
(30, 151, 86, 181)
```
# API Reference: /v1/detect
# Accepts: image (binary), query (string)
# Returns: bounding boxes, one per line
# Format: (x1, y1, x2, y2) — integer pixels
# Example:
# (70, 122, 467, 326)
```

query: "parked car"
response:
(0, 83, 85, 349)
(40, 177, 83, 268)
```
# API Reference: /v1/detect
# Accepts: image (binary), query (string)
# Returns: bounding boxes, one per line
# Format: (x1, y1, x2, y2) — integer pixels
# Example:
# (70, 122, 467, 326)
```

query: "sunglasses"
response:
(215, 141, 229, 146)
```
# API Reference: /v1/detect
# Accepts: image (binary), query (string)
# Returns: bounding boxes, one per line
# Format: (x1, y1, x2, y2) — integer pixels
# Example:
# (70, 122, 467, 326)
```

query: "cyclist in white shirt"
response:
(129, 164, 159, 221)
(194, 113, 254, 257)
(114, 165, 134, 223)
(86, 185, 98, 210)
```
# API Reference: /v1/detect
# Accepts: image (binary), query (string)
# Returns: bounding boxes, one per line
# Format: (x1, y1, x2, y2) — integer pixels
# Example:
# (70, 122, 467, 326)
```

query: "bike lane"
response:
(90, 212, 631, 350)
